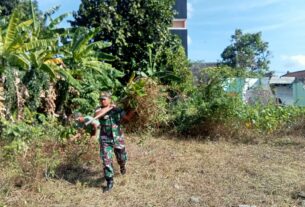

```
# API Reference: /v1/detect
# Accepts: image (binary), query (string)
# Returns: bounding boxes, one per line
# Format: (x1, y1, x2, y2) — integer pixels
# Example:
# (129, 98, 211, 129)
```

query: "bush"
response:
(0, 113, 77, 157)
(122, 78, 170, 132)
(0, 114, 94, 188)
(169, 66, 305, 138)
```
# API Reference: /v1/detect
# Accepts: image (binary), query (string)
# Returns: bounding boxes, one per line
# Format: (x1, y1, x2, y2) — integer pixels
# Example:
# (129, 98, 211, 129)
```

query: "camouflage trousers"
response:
(99, 136, 127, 180)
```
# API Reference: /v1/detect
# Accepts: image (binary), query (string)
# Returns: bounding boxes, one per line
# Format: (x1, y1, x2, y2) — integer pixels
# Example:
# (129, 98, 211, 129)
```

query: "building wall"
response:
(174, 0, 187, 18)
(170, 0, 188, 56)
(293, 81, 305, 106)
(273, 85, 294, 105)
(224, 78, 305, 106)
(225, 78, 274, 104)
(171, 29, 188, 56)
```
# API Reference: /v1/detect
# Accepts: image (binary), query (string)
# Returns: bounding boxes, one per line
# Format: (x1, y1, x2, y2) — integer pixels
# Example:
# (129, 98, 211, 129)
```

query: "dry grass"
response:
(1, 134, 305, 207)
(123, 78, 169, 133)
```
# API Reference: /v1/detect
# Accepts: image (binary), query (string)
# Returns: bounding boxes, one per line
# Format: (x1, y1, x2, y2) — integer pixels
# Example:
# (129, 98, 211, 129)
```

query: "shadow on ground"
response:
(55, 163, 105, 188)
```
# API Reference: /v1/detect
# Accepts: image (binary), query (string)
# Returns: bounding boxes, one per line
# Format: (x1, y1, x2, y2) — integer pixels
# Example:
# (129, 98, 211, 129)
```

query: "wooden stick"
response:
(85, 106, 113, 126)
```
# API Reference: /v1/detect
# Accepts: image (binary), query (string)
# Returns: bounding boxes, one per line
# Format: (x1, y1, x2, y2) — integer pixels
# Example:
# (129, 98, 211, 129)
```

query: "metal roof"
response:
(269, 77, 295, 84)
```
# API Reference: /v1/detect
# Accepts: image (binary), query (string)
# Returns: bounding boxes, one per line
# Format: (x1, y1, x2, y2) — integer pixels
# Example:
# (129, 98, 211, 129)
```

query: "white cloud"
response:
(187, 2, 194, 19)
(281, 55, 305, 68)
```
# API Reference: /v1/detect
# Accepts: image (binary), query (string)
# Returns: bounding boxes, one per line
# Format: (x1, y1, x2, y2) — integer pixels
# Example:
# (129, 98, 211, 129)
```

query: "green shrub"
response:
(122, 78, 170, 132)
(237, 104, 305, 133)
(170, 66, 305, 137)
(0, 113, 77, 157)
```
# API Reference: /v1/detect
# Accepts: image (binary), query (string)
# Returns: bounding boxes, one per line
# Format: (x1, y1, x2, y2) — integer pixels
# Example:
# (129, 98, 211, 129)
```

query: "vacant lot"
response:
(1, 135, 305, 207)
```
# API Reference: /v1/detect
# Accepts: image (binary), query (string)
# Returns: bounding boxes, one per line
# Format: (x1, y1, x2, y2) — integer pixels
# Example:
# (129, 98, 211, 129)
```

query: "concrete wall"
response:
(225, 78, 274, 104)
(171, 0, 188, 56)
(174, 0, 187, 18)
(273, 85, 294, 105)
(293, 81, 305, 106)
(171, 29, 188, 56)
(225, 78, 305, 106)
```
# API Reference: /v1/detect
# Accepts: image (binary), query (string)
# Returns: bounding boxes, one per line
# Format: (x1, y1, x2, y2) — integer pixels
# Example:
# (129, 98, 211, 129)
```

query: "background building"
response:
(170, 0, 188, 56)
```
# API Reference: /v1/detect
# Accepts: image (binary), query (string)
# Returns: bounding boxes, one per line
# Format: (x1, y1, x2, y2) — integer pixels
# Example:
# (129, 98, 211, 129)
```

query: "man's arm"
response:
(85, 106, 113, 125)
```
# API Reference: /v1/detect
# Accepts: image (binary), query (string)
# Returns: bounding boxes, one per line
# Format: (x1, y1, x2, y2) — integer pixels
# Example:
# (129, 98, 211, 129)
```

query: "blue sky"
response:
(37, 0, 305, 75)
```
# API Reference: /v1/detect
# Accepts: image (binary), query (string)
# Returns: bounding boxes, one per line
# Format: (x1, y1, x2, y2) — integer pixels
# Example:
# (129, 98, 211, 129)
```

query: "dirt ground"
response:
(1, 135, 305, 207)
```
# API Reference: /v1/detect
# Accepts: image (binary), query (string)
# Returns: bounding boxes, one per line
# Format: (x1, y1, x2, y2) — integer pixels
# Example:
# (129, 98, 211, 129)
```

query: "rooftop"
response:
(282, 70, 305, 78)
(269, 77, 295, 84)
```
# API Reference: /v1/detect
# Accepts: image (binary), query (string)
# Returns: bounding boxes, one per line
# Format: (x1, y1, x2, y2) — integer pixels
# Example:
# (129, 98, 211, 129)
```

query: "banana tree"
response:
(0, 8, 77, 118)
(60, 27, 124, 114)
(0, 10, 34, 118)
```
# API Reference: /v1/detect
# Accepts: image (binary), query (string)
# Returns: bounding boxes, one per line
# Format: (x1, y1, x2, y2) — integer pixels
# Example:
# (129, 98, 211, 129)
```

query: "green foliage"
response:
(120, 74, 147, 109)
(156, 37, 194, 95)
(3, 68, 17, 115)
(1, 119, 44, 156)
(71, 0, 177, 82)
(170, 66, 305, 136)
(0, 112, 76, 157)
(22, 69, 50, 111)
(0, 0, 19, 16)
(0, 0, 41, 20)
(59, 27, 123, 114)
(235, 104, 305, 133)
(122, 78, 170, 132)
(221, 29, 270, 73)
(0, 5, 119, 117)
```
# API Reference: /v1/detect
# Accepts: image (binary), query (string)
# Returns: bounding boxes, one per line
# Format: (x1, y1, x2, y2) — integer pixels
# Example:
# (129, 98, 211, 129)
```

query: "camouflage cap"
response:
(99, 91, 112, 100)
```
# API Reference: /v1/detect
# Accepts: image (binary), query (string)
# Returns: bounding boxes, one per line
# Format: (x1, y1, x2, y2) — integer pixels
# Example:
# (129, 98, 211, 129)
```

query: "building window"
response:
(171, 19, 187, 29)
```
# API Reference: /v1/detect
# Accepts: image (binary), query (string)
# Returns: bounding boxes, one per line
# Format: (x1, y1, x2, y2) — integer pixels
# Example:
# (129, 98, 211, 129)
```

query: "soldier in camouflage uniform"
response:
(94, 92, 128, 192)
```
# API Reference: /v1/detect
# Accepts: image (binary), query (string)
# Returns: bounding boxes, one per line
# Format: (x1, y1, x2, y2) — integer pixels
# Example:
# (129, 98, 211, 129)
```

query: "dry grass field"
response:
(1, 134, 305, 207)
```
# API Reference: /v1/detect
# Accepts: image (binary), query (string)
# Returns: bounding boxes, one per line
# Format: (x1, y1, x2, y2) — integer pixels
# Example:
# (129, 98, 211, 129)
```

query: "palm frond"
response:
(30, 0, 38, 32)
(7, 53, 31, 70)
(72, 28, 99, 58)
(52, 65, 81, 89)
(40, 63, 57, 80)
(22, 39, 57, 51)
(98, 52, 116, 61)
(88, 41, 111, 50)
(4, 10, 19, 51)
(16, 20, 33, 32)
(48, 13, 70, 30)
(43, 5, 61, 19)
(82, 60, 117, 74)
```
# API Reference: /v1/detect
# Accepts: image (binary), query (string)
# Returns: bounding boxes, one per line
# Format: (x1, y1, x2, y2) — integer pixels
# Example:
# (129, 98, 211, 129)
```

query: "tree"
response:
(0, 7, 67, 117)
(0, 0, 19, 16)
(0, 0, 40, 20)
(70, 0, 176, 82)
(221, 29, 270, 73)
(58, 27, 124, 114)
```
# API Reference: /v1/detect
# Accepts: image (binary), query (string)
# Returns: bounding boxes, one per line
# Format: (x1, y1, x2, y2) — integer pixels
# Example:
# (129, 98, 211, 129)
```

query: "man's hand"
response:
(93, 106, 114, 121)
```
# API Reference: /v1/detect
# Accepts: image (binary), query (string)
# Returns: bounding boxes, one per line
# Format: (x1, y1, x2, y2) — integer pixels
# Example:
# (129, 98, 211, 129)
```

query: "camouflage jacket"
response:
(98, 107, 125, 140)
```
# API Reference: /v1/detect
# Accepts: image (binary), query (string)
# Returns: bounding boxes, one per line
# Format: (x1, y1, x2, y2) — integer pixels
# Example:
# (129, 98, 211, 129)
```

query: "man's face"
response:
(100, 97, 111, 107)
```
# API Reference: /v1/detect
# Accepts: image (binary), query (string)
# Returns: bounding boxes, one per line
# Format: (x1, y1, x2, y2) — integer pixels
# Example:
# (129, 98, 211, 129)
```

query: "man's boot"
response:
(103, 178, 114, 192)
(120, 165, 126, 175)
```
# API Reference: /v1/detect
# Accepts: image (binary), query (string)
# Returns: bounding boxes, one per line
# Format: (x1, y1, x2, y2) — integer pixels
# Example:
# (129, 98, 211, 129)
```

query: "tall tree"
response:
(0, 0, 40, 20)
(0, 0, 19, 16)
(70, 0, 177, 82)
(221, 29, 270, 73)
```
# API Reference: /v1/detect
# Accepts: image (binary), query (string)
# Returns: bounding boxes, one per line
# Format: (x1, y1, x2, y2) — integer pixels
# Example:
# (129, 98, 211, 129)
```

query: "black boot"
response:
(103, 178, 114, 192)
(120, 165, 126, 175)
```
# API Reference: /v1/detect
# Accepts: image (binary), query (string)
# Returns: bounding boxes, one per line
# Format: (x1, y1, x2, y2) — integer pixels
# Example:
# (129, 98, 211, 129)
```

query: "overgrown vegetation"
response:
(1, 1, 305, 206)
(71, 0, 179, 83)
